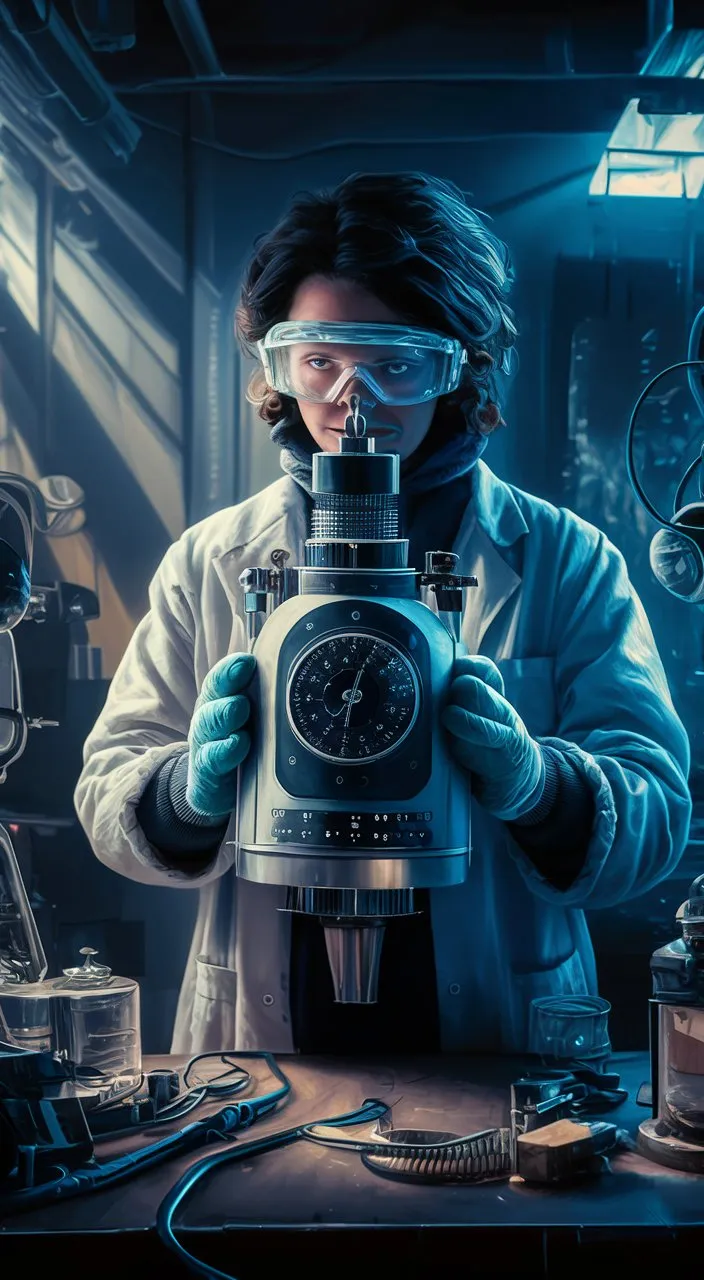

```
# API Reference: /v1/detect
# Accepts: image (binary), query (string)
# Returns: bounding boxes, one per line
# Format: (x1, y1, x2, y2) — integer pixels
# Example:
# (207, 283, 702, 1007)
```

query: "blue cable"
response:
(155, 1097, 390, 1280)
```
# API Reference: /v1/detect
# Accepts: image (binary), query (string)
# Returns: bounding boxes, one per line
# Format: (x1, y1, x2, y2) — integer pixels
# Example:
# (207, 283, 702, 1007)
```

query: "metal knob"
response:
(62, 945, 112, 984)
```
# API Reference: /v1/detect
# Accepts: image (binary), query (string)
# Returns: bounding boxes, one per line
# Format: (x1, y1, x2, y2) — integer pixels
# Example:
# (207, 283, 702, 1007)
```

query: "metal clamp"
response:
(419, 550, 477, 642)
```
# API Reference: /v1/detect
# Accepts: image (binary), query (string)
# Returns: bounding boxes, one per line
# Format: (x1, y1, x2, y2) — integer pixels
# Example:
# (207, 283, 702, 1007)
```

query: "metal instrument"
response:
(0, 470, 141, 1109)
(233, 397, 477, 1003)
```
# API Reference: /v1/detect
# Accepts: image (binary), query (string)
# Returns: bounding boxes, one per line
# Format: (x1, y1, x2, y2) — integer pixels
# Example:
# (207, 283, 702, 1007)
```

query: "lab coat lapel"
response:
(457, 519, 522, 655)
(212, 477, 308, 649)
(453, 461, 526, 655)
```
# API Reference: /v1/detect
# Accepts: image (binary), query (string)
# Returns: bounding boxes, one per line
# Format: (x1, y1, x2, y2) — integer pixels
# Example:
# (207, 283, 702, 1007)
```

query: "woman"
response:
(74, 171, 691, 1057)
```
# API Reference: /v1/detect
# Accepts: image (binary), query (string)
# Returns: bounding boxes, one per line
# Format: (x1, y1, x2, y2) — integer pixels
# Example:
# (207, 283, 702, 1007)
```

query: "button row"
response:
(270, 824, 433, 847)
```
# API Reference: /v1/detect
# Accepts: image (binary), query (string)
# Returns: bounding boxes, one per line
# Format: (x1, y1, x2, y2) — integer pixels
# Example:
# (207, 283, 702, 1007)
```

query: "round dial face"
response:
(286, 632, 420, 764)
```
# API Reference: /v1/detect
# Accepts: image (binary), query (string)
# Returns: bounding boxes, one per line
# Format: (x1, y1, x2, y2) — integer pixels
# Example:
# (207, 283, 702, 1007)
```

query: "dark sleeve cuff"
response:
(511, 746, 560, 826)
(136, 752, 229, 862)
(506, 745, 595, 891)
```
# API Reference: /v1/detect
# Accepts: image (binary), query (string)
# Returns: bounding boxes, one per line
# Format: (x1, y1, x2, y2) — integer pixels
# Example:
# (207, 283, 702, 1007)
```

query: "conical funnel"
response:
(323, 921, 386, 1003)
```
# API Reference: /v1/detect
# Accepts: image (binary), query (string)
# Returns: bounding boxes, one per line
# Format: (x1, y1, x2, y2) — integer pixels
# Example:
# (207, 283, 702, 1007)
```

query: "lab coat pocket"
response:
(508, 949, 588, 1052)
(189, 954, 237, 1054)
(495, 656, 557, 739)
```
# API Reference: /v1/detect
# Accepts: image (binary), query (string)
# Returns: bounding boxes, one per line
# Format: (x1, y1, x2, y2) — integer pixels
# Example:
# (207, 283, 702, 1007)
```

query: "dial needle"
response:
(344, 664, 366, 729)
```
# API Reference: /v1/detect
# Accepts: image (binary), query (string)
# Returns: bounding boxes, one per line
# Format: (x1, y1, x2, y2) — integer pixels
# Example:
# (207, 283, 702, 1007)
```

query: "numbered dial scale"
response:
(286, 632, 420, 764)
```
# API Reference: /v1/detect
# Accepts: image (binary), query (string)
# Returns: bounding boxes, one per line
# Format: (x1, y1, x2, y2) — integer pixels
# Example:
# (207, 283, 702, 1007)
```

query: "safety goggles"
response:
(257, 322, 467, 406)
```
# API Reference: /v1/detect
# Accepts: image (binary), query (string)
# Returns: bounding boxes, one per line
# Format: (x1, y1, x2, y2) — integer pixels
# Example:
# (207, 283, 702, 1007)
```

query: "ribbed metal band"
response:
(303, 541, 408, 570)
(284, 886, 415, 918)
(361, 1127, 513, 1182)
(311, 492, 399, 540)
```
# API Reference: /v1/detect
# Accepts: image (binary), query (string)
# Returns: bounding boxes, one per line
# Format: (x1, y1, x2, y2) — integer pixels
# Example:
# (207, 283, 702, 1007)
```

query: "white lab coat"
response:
(74, 460, 692, 1055)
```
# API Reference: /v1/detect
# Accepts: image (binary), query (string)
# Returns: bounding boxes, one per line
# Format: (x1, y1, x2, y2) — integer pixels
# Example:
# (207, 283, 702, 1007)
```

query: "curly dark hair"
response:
(235, 171, 517, 438)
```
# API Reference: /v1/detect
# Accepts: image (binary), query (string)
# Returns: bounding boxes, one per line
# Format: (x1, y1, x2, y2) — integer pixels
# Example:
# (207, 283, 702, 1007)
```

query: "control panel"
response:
(270, 808, 433, 849)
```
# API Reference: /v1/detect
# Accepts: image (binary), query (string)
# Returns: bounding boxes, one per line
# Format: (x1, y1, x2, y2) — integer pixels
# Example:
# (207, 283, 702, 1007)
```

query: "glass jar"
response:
(528, 994, 612, 1063)
(53, 947, 141, 1104)
(657, 1002, 704, 1139)
(0, 947, 142, 1105)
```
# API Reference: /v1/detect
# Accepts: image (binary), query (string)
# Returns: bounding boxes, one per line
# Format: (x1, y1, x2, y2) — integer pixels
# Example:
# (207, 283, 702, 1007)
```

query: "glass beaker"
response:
(528, 994, 612, 1063)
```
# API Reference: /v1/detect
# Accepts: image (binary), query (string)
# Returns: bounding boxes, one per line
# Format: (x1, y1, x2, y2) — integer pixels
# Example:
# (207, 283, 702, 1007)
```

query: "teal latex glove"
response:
(440, 654, 545, 822)
(186, 652, 256, 818)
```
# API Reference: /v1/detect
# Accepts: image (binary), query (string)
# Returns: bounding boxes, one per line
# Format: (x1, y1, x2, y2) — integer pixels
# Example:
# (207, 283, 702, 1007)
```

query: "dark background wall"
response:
(0, 0, 703, 1051)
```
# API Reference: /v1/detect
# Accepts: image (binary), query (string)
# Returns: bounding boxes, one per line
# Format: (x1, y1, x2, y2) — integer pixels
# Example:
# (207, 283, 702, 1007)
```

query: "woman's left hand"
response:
(441, 654, 545, 821)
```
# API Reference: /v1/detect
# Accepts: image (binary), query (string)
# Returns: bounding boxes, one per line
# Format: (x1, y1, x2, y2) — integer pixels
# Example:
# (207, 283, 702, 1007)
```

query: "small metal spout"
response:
(323, 921, 386, 1003)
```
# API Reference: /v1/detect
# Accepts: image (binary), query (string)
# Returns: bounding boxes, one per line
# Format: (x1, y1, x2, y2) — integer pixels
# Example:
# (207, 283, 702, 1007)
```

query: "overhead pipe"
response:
(0, 0, 140, 161)
(162, 0, 224, 79)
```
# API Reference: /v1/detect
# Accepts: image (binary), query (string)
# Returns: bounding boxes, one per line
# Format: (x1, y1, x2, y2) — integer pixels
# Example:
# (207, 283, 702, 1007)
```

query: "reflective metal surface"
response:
(323, 922, 386, 1003)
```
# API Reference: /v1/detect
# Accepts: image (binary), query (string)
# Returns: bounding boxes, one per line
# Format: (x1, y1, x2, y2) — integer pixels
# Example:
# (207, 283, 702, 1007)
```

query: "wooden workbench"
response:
(0, 1050, 702, 1277)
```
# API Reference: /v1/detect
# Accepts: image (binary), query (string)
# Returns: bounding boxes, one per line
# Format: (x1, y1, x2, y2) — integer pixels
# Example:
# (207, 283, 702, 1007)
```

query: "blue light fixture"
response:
(590, 30, 704, 199)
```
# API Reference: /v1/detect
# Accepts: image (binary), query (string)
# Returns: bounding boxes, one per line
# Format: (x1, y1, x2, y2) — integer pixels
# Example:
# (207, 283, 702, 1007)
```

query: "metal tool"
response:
(301, 1068, 625, 1186)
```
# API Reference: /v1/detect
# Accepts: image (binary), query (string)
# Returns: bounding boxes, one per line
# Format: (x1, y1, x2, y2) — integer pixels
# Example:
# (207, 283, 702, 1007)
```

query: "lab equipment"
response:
(0, 947, 142, 1105)
(0, 1049, 291, 1209)
(0, 819, 47, 986)
(625, 304, 704, 603)
(300, 1067, 627, 1188)
(638, 873, 704, 1173)
(528, 994, 612, 1064)
(257, 321, 467, 405)
(0, 470, 138, 1107)
(0, 1045, 96, 1187)
(0, 474, 66, 985)
(234, 395, 476, 1004)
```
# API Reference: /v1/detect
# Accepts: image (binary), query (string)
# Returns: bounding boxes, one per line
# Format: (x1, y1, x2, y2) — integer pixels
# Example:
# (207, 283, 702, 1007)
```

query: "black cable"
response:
(89, 1053, 253, 1140)
(0, 1052, 290, 1212)
(674, 453, 702, 516)
(125, 111, 595, 214)
(183, 1052, 248, 1090)
(625, 359, 704, 529)
(113, 71, 698, 93)
(126, 110, 553, 162)
(149, 1057, 251, 1127)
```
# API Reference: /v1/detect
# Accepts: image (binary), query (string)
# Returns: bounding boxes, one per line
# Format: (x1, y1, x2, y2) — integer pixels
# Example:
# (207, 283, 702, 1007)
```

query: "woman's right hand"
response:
(186, 652, 256, 818)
